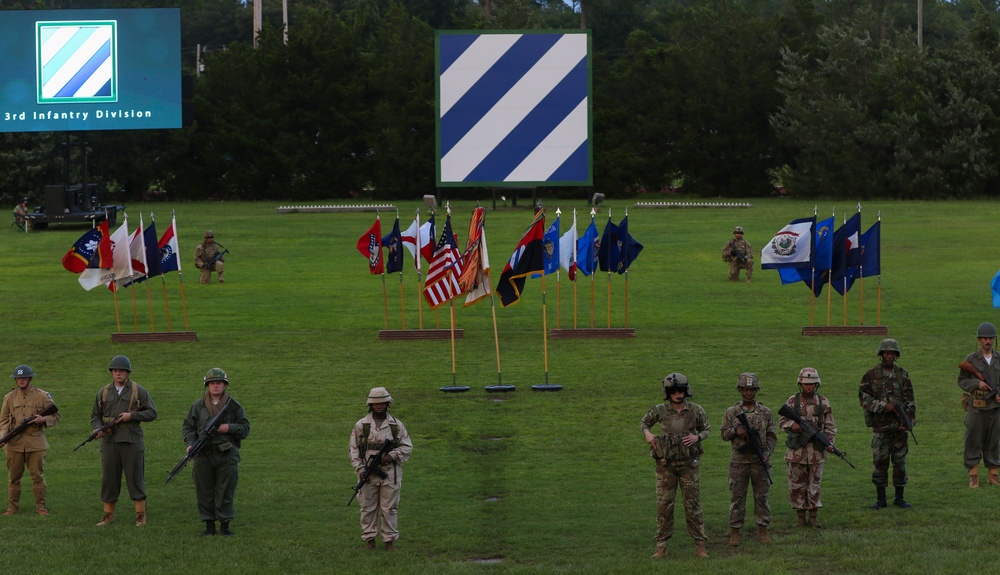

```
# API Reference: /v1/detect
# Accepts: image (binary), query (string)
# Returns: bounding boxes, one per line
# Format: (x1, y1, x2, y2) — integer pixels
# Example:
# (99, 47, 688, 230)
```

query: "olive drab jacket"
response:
(958, 350, 1000, 411)
(89, 380, 158, 446)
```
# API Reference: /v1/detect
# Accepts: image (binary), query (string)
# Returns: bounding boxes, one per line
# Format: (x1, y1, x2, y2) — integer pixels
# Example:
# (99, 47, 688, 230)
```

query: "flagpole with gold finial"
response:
(590, 207, 596, 328)
(152, 212, 173, 331)
(572, 208, 578, 329)
(606, 207, 613, 328)
(140, 213, 155, 332)
(375, 211, 388, 331)
(446, 203, 458, 386)
(623, 207, 630, 328)
(111, 210, 121, 333)
(554, 207, 561, 329)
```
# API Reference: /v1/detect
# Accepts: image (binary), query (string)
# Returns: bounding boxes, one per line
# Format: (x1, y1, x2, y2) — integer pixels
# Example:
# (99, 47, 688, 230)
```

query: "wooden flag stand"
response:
(549, 328, 635, 339)
(111, 331, 197, 342)
(378, 329, 463, 340)
(802, 326, 887, 336)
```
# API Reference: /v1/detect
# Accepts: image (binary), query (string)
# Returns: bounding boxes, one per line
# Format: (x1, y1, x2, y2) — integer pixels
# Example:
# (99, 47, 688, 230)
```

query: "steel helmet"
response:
(978, 322, 997, 339)
(11, 365, 35, 379)
(736, 372, 760, 390)
(877, 339, 901, 357)
(797, 367, 821, 386)
(108, 355, 132, 372)
(662, 373, 692, 398)
(367, 387, 393, 405)
(204, 368, 228, 385)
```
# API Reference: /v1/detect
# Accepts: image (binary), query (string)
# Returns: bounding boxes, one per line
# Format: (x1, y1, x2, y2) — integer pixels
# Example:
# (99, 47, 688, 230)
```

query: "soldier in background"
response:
(0, 365, 59, 515)
(194, 230, 225, 284)
(779, 367, 837, 528)
(722, 226, 753, 283)
(958, 322, 1000, 488)
(860, 339, 916, 508)
(12, 198, 29, 230)
(720, 372, 776, 546)
(641, 373, 711, 560)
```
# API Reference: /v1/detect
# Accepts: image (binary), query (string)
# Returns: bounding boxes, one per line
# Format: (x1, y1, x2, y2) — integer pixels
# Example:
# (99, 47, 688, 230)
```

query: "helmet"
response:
(877, 339, 901, 357)
(662, 373, 692, 397)
(204, 368, 228, 385)
(733, 226, 744, 234)
(11, 365, 35, 379)
(797, 367, 821, 386)
(736, 372, 760, 390)
(108, 355, 132, 372)
(204, 230, 214, 239)
(367, 387, 393, 405)
(978, 322, 997, 339)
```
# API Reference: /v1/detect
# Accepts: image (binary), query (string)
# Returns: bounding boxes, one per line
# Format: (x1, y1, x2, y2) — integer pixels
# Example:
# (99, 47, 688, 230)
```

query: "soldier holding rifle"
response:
(194, 230, 227, 284)
(721, 225, 753, 283)
(0, 365, 59, 516)
(957, 322, 1000, 488)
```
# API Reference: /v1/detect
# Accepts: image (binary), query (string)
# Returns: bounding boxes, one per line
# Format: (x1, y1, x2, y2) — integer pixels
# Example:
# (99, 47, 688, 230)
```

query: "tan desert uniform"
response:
(780, 384, 836, 527)
(0, 379, 59, 514)
(194, 231, 225, 284)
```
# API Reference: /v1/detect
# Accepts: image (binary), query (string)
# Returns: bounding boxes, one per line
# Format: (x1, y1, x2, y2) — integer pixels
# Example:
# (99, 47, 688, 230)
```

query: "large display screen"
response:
(0, 8, 181, 132)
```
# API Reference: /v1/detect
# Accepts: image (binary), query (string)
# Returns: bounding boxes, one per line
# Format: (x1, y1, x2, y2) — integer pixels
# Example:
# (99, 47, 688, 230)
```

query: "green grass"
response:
(0, 198, 994, 574)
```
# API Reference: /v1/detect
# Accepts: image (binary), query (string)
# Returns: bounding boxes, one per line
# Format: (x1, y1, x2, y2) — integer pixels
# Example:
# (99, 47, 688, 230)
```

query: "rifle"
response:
(0, 403, 58, 446)
(959, 360, 999, 403)
(735, 411, 772, 485)
(347, 439, 396, 506)
(73, 406, 150, 452)
(731, 249, 748, 265)
(778, 404, 856, 469)
(200, 244, 229, 270)
(891, 400, 917, 445)
(165, 400, 232, 484)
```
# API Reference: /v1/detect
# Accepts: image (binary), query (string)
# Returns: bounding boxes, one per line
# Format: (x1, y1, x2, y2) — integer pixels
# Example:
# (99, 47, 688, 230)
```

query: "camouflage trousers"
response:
(870, 430, 908, 488)
(199, 261, 225, 284)
(728, 460, 771, 528)
(963, 407, 1000, 469)
(727, 261, 753, 282)
(654, 459, 706, 542)
(786, 460, 824, 510)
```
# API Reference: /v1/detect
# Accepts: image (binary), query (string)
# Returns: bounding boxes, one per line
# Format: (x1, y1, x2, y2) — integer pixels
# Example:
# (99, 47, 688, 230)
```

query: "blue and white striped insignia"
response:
(437, 31, 591, 187)
(36, 20, 118, 104)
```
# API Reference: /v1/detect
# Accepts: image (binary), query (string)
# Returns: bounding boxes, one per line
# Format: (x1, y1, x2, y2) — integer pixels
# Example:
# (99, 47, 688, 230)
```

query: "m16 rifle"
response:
(731, 249, 748, 265)
(891, 400, 917, 445)
(200, 244, 228, 270)
(735, 411, 772, 485)
(347, 439, 396, 506)
(778, 404, 855, 469)
(165, 400, 232, 484)
(73, 406, 151, 452)
(0, 403, 58, 446)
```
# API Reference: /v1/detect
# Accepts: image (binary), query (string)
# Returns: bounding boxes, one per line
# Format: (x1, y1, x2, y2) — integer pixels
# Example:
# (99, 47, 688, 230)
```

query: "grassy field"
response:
(0, 198, 996, 575)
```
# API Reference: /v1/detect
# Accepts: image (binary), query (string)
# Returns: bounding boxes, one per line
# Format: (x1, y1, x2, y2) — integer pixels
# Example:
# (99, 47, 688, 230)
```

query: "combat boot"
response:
(694, 541, 709, 559)
(96, 502, 115, 526)
(808, 509, 823, 529)
(870, 486, 887, 509)
(795, 509, 808, 527)
(757, 525, 771, 544)
(6, 484, 19, 515)
(990, 468, 1000, 486)
(134, 499, 147, 527)
(365, 539, 376, 550)
(893, 487, 912, 508)
(220, 521, 234, 536)
(728, 527, 741, 547)
(34, 484, 47, 515)
(200, 520, 216, 537)
(970, 466, 980, 488)
(651, 543, 668, 560)
(385, 540, 396, 552)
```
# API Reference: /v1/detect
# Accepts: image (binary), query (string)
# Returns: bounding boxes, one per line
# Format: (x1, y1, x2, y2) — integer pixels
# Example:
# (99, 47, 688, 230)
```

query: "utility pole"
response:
(917, 0, 923, 49)
(254, 0, 262, 47)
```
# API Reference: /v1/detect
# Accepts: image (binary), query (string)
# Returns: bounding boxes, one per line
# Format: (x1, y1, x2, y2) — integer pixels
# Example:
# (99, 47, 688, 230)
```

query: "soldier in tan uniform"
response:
(0, 365, 59, 515)
(349, 387, 413, 551)
(641, 373, 711, 560)
(194, 230, 225, 284)
(722, 226, 753, 282)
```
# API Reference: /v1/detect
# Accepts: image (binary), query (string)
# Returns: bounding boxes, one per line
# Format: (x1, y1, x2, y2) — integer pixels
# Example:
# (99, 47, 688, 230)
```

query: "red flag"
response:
(62, 227, 104, 273)
(497, 210, 546, 307)
(356, 218, 384, 274)
(423, 215, 463, 308)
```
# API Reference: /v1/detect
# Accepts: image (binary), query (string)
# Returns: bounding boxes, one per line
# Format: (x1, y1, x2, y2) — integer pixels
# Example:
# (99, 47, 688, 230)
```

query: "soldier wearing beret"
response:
(0, 365, 59, 515)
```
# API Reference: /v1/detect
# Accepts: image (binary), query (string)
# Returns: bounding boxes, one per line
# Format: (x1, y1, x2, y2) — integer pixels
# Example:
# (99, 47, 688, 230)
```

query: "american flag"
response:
(423, 215, 463, 309)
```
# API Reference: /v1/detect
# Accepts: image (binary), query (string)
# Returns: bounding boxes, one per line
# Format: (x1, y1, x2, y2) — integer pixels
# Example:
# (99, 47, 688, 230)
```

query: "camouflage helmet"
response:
(11, 364, 35, 379)
(877, 339, 901, 357)
(367, 387, 393, 405)
(204, 230, 214, 239)
(733, 226, 744, 234)
(736, 372, 760, 390)
(978, 322, 997, 339)
(797, 367, 821, 386)
(108, 355, 132, 372)
(662, 373, 692, 398)
(204, 367, 228, 385)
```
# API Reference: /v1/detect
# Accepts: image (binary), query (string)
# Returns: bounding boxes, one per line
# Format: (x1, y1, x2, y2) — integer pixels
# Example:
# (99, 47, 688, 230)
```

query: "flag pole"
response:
(876, 211, 882, 326)
(623, 207, 629, 329)
(589, 208, 596, 327)
(555, 207, 562, 329)
(150, 212, 171, 331)
(414, 209, 424, 330)
(858, 203, 865, 326)
(174, 210, 191, 331)
(542, 266, 549, 381)
(809, 206, 817, 327)
(827, 207, 834, 326)
(606, 207, 612, 328)
(490, 293, 502, 385)
(395, 211, 406, 330)
(449, 298, 458, 386)
(572, 208, 578, 329)
(140, 214, 155, 332)
(130, 284, 139, 331)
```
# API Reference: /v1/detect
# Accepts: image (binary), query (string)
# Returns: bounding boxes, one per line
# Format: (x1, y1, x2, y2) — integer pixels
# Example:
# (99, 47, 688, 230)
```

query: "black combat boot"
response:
(200, 520, 216, 537)
(220, 521, 235, 536)
(870, 486, 887, 509)
(893, 486, 912, 508)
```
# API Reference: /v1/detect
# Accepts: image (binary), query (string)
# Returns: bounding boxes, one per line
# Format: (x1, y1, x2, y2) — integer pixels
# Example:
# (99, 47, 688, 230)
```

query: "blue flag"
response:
(992, 269, 1000, 308)
(382, 217, 404, 274)
(534, 215, 560, 277)
(858, 221, 880, 278)
(616, 215, 643, 274)
(598, 219, 619, 272)
(577, 218, 599, 277)
(832, 213, 862, 296)
(143, 220, 163, 279)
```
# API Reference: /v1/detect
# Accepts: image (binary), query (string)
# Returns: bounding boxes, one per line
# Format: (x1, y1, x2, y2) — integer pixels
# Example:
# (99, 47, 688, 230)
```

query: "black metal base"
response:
(485, 385, 516, 393)
(531, 384, 563, 391)
(439, 386, 471, 393)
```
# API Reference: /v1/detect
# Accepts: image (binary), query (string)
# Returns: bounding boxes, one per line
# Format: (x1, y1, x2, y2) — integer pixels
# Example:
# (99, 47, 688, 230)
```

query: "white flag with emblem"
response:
(760, 217, 815, 269)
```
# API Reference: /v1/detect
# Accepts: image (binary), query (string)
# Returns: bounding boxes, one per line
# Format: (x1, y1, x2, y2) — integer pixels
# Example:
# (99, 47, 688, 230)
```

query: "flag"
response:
(158, 217, 182, 274)
(534, 215, 560, 277)
(831, 212, 861, 295)
(616, 215, 643, 273)
(577, 217, 599, 277)
(401, 215, 435, 269)
(81, 220, 130, 291)
(992, 269, 1000, 308)
(497, 210, 546, 308)
(108, 220, 135, 292)
(61, 227, 104, 273)
(381, 217, 403, 274)
(598, 218, 619, 272)
(858, 221, 880, 278)
(356, 218, 383, 275)
(458, 207, 492, 306)
(118, 218, 149, 288)
(777, 215, 834, 295)
(143, 219, 163, 280)
(423, 215, 463, 309)
(760, 217, 815, 269)
(559, 216, 578, 281)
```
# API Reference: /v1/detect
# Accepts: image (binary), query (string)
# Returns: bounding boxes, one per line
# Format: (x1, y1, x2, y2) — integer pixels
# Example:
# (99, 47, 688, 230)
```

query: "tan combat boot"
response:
(96, 502, 115, 526)
(651, 543, 668, 560)
(694, 541, 709, 559)
(795, 509, 808, 527)
(728, 527, 740, 547)
(757, 525, 771, 544)
(134, 499, 147, 527)
(989, 468, 1000, 485)
(385, 540, 396, 552)
(809, 509, 822, 529)
(970, 466, 980, 488)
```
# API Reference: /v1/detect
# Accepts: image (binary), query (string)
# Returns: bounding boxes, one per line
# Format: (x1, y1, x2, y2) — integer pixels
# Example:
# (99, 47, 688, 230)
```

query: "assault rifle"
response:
(200, 244, 229, 270)
(347, 439, 396, 506)
(731, 249, 748, 265)
(778, 404, 856, 469)
(165, 400, 232, 484)
(959, 360, 1000, 403)
(891, 400, 917, 445)
(73, 406, 151, 452)
(0, 403, 58, 446)
(735, 411, 772, 485)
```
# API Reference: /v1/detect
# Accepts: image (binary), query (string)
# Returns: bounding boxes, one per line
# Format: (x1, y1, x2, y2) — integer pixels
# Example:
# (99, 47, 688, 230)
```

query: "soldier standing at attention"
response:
(0, 365, 59, 515)
(194, 230, 225, 284)
(349, 387, 413, 551)
(860, 339, 916, 508)
(182, 368, 250, 537)
(958, 322, 1000, 487)
(641, 373, 711, 560)
(722, 226, 753, 283)
(779, 368, 837, 528)
(90, 355, 158, 527)
(720, 373, 776, 546)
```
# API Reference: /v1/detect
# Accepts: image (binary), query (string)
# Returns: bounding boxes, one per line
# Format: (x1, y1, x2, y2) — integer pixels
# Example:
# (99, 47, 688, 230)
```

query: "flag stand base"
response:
(549, 328, 635, 339)
(379, 329, 464, 340)
(802, 326, 888, 336)
(531, 384, 563, 391)
(111, 331, 198, 343)
(485, 385, 516, 392)
(440, 386, 471, 393)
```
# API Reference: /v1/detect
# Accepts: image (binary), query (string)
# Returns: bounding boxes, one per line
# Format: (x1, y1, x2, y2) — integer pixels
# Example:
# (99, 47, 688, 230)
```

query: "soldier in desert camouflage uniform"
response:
(722, 226, 753, 283)
(720, 373, 776, 546)
(641, 373, 711, 560)
(779, 367, 837, 528)
(859, 339, 915, 509)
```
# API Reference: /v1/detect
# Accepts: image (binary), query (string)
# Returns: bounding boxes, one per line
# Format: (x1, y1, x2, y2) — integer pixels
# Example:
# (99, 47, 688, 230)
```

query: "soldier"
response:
(89, 355, 158, 527)
(720, 373, 777, 546)
(194, 230, 225, 284)
(860, 339, 916, 508)
(779, 367, 837, 528)
(12, 198, 29, 230)
(349, 387, 413, 551)
(721, 225, 753, 283)
(640, 373, 711, 560)
(182, 368, 250, 537)
(958, 322, 1000, 487)
(0, 365, 59, 515)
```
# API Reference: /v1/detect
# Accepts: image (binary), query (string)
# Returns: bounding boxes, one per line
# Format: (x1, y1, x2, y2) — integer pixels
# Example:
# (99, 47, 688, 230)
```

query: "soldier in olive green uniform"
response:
(90, 355, 158, 527)
(720, 373, 776, 546)
(194, 230, 225, 284)
(0, 365, 59, 515)
(958, 322, 1000, 487)
(722, 226, 753, 282)
(182, 368, 250, 537)
(860, 339, 915, 508)
(641, 373, 711, 560)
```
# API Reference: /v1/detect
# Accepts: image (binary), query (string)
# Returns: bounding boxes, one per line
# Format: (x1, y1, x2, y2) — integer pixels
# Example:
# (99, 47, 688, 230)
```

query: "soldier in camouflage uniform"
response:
(957, 322, 1000, 488)
(779, 367, 837, 528)
(859, 339, 915, 508)
(641, 373, 711, 560)
(721, 226, 753, 283)
(194, 230, 225, 284)
(720, 373, 777, 546)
